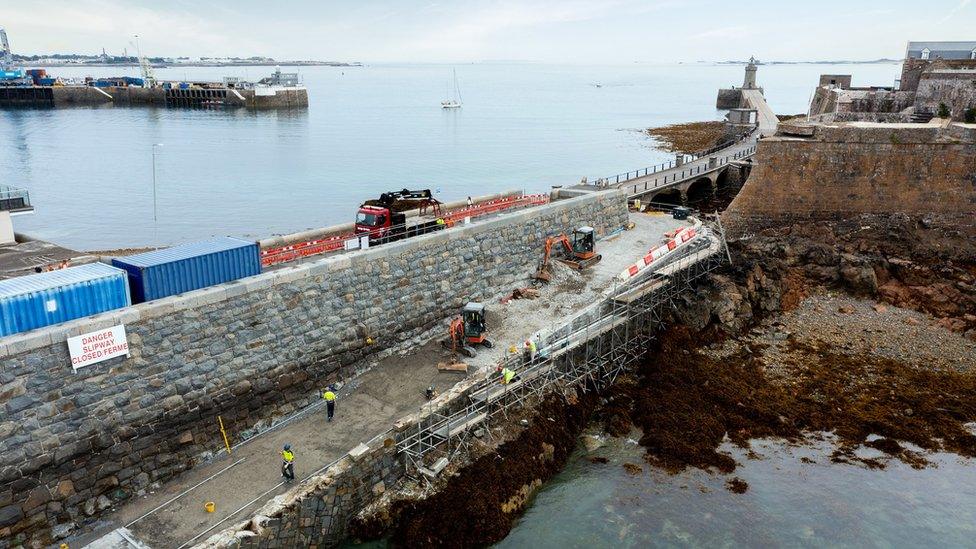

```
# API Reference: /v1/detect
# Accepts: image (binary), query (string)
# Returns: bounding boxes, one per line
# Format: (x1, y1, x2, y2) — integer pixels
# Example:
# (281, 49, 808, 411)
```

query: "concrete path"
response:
(76, 212, 685, 548)
(741, 88, 779, 137)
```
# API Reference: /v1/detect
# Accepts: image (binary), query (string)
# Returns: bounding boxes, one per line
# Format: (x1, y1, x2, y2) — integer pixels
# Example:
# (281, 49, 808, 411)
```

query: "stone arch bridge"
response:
(610, 137, 758, 206)
(560, 86, 777, 207)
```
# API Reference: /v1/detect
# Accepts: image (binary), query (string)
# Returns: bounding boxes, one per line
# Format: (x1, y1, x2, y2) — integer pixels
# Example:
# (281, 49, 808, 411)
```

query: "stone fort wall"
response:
(723, 124, 976, 236)
(0, 190, 628, 546)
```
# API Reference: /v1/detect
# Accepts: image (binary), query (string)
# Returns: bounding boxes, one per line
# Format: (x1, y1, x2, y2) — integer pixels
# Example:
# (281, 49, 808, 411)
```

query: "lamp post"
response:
(152, 143, 163, 247)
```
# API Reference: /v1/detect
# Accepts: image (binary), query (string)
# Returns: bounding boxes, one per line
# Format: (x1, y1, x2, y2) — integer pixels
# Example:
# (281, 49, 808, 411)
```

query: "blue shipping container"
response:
(0, 263, 132, 338)
(111, 237, 260, 303)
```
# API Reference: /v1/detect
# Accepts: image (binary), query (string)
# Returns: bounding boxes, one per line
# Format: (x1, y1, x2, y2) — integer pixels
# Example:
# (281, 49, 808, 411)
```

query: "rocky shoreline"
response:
(643, 121, 729, 153)
(597, 212, 976, 483)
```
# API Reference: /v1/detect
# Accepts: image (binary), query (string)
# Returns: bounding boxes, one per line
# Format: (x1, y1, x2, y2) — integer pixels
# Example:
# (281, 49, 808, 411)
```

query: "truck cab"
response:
(355, 205, 407, 241)
(355, 189, 445, 243)
(356, 205, 389, 236)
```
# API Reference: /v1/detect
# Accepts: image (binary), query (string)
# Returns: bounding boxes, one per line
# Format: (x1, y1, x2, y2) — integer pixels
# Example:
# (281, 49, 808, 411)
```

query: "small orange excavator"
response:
(442, 302, 493, 359)
(534, 226, 602, 282)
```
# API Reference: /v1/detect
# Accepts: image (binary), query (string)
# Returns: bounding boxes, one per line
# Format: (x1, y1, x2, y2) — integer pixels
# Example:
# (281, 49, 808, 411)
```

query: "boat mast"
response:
(453, 68, 462, 104)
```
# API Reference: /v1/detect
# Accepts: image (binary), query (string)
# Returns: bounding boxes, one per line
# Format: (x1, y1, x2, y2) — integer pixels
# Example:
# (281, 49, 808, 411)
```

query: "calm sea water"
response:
(499, 435, 976, 548)
(1, 62, 900, 250)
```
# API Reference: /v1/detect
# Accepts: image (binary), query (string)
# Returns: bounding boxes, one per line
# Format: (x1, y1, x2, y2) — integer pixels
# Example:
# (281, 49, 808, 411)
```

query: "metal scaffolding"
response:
(396, 219, 730, 476)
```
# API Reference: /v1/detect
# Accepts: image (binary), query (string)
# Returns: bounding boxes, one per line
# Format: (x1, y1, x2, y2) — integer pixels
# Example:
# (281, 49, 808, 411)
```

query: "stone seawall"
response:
(0, 190, 628, 547)
(723, 123, 976, 236)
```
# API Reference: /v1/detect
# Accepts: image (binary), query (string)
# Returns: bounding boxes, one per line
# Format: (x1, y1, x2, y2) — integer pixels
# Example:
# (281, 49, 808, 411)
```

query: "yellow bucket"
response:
(205, 502, 216, 513)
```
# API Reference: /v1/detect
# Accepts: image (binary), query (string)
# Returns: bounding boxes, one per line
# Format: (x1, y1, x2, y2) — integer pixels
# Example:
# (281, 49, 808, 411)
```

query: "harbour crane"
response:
(0, 26, 30, 85)
(130, 34, 157, 87)
(0, 27, 12, 69)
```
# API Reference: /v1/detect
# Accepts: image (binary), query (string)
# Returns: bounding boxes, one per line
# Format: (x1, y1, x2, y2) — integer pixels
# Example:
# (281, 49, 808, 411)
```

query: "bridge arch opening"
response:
(686, 178, 714, 204)
(716, 162, 751, 190)
(651, 188, 683, 207)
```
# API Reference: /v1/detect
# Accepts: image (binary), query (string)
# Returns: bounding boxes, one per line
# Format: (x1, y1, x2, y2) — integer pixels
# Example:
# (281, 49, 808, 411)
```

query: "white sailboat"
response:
(441, 69, 462, 109)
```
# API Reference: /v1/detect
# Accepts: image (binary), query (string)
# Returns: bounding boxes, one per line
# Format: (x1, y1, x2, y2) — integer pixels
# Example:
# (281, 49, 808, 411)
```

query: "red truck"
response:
(355, 189, 447, 243)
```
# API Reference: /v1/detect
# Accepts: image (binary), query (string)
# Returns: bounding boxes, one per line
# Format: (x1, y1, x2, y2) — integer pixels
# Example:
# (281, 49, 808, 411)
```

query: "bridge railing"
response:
(622, 143, 757, 198)
(599, 129, 756, 186)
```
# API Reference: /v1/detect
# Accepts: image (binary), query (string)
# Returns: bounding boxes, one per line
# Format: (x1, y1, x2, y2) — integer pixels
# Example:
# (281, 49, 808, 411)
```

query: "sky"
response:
(3, 0, 975, 63)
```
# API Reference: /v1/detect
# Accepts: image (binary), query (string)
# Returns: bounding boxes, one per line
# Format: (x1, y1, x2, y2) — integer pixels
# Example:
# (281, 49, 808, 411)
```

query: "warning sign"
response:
(66, 325, 129, 371)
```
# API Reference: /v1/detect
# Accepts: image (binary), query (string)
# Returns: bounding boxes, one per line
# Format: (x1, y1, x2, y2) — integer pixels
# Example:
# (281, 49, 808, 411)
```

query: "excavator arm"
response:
(534, 232, 601, 282)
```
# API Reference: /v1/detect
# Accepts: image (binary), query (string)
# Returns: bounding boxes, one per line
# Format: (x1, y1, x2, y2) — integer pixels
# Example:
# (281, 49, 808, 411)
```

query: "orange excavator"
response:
(534, 226, 602, 282)
(442, 302, 493, 358)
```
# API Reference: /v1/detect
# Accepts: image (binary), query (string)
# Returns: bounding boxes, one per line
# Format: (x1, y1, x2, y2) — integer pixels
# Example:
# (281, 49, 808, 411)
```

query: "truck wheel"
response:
(482, 339, 493, 348)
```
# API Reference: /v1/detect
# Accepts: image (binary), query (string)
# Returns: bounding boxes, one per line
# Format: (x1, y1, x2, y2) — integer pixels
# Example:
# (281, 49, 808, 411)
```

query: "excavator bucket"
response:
(437, 360, 468, 372)
(533, 265, 552, 282)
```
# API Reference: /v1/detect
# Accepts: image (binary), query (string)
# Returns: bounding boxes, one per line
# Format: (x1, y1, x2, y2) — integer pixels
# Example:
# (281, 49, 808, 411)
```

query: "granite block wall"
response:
(0, 190, 628, 547)
(723, 124, 976, 236)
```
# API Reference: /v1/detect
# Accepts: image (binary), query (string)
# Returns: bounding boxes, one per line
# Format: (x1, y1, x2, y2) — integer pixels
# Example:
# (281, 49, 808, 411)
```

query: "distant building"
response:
(905, 41, 976, 61)
(809, 40, 976, 121)
(900, 40, 976, 98)
(818, 74, 853, 89)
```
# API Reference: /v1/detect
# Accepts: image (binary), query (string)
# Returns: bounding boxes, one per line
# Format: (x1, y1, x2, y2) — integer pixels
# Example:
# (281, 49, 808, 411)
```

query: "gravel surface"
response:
(467, 211, 686, 371)
(705, 289, 976, 375)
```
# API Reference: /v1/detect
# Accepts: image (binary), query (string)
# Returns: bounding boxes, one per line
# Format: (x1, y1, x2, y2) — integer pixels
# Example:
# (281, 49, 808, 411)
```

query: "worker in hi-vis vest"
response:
(323, 387, 337, 422)
(281, 444, 295, 482)
(501, 367, 517, 385)
(523, 338, 537, 364)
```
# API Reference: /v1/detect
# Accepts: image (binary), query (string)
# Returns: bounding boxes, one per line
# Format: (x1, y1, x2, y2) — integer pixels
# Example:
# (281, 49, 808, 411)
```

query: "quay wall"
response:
(40, 86, 308, 109)
(0, 191, 628, 547)
(51, 86, 113, 106)
(723, 124, 976, 236)
(248, 88, 309, 109)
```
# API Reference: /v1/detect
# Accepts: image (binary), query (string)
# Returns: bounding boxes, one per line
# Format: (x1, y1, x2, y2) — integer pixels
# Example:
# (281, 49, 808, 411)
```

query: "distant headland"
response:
(12, 52, 362, 68)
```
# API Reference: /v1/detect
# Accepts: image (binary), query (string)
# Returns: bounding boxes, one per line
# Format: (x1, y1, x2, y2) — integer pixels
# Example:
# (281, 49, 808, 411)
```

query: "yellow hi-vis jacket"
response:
(502, 368, 516, 384)
(281, 450, 294, 463)
(323, 390, 336, 402)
